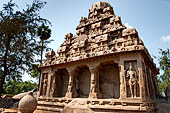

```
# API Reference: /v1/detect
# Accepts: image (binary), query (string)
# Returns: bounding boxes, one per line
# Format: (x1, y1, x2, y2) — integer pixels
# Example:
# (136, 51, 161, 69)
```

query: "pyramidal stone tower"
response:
(37, 2, 159, 113)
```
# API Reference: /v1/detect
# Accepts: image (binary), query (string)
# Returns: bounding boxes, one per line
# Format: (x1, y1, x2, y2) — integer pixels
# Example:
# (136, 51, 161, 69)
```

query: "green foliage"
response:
(37, 23, 51, 40)
(0, 0, 51, 96)
(31, 23, 53, 80)
(36, 38, 54, 63)
(3, 79, 37, 95)
(31, 64, 40, 79)
(37, 23, 53, 65)
(3, 74, 37, 95)
(157, 48, 170, 96)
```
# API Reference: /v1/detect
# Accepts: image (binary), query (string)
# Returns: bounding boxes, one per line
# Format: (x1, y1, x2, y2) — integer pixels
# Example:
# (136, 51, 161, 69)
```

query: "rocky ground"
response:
(0, 96, 19, 108)
(0, 91, 37, 113)
(157, 98, 170, 113)
(0, 95, 19, 113)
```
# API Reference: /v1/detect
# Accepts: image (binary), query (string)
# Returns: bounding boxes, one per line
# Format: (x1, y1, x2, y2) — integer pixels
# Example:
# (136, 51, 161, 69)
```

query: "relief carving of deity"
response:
(41, 74, 48, 96)
(90, 80, 96, 93)
(126, 62, 138, 98)
(67, 74, 76, 93)
(50, 72, 56, 97)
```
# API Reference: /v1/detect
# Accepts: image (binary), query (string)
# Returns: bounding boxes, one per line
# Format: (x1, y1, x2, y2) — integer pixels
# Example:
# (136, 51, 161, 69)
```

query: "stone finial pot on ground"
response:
(18, 92, 37, 113)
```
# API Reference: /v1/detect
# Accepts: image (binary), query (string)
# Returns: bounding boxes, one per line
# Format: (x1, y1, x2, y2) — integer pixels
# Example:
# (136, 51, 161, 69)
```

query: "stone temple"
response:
(36, 1, 159, 113)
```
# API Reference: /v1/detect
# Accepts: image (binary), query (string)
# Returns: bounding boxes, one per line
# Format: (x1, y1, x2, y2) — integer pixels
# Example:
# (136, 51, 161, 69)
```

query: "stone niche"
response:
(74, 66, 91, 98)
(99, 62, 120, 99)
(36, 1, 160, 113)
(124, 60, 140, 98)
(55, 69, 69, 97)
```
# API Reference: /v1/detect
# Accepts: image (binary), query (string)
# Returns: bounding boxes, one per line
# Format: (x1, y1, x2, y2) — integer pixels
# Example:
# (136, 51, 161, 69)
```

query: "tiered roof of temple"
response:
(40, 2, 157, 71)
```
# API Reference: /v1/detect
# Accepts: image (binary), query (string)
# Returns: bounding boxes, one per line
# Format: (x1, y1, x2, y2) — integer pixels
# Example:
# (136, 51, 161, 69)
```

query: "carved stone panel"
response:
(142, 62, 149, 97)
(124, 61, 140, 98)
(49, 71, 57, 97)
(40, 73, 48, 96)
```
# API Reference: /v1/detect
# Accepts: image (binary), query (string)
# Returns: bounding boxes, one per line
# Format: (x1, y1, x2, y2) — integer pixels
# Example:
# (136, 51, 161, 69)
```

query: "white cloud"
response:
(160, 35, 170, 42)
(124, 23, 133, 28)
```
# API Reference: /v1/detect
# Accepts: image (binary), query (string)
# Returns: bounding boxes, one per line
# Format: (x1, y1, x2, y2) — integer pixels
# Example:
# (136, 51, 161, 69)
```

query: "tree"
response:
(157, 48, 170, 96)
(0, 0, 50, 96)
(36, 23, 52, 87)
(31, 64, 41, 80)
(37, 23, 52, 64)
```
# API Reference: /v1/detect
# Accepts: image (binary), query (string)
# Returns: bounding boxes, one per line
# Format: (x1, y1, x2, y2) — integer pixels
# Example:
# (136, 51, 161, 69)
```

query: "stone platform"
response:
(35, 97, 157, 113)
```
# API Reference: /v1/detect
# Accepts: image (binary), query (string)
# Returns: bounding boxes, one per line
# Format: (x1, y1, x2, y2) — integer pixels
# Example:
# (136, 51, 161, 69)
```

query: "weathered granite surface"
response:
(36, 1, 163, 113)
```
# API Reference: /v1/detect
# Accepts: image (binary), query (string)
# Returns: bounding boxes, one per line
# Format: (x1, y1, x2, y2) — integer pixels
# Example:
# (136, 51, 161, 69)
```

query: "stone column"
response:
(38, 73, 43, 97)
(65, 68, 77, 98)
(119, 61, 126, 99)
(46, 72, 52, 97)
(153, 74, 160, 97)
(89, 66, 99, 99)
(49, 71, 57, 97)
(148, 70, 155, 99)
(137, 57, 147, 101)
(40, 73, 48, 97)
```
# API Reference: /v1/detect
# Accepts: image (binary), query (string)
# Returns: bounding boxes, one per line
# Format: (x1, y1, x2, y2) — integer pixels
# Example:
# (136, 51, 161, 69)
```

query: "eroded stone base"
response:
(36, 98, 157, 113)
(35, 108, 155, 113)
(65, 92, 78, 98)
(34, 110, 60, 113)
(61, 107, 93, 113)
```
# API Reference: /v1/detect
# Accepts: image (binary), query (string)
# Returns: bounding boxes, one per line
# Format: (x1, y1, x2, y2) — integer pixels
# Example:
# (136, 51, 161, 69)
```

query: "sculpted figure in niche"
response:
(42, 74, 48, 96)
(50, 72, 56, 97)
(126, 63, 138, 98)
(67, 74, 76, 93)
(50, 79, 56, 97)
(67, 80, 73, 93)
(90, 69, 98, 94)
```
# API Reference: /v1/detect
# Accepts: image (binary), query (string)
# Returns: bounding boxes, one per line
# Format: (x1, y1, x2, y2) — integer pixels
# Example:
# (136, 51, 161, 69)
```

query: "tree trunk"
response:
(38, 40, 44, 89)
(40, 40, 44, 64)
(0, 37, 11, 97)
(0, 74, 5, 97)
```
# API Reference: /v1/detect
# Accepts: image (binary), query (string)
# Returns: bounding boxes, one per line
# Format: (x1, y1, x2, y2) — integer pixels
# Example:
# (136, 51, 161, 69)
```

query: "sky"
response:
(1, 0, 170, 81)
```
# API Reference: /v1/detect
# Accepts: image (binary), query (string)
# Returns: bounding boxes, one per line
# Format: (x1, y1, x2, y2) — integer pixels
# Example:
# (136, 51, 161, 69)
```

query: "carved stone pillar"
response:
(49, 71, 57, 97)
(46, 71, 56, 97)
(65, 68, 77, 98)
(89, 66, 99, 99)
(137, 58, 147, 101)
(38, 73, 43, 97)
(150, 70, 156, 99)
(39, 73, 48, 97)
(119, 62, 126, 99)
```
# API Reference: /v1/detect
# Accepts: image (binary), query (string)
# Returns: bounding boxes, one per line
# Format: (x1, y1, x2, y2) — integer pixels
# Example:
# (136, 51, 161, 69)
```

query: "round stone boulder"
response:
(18, 92, 37, 113)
